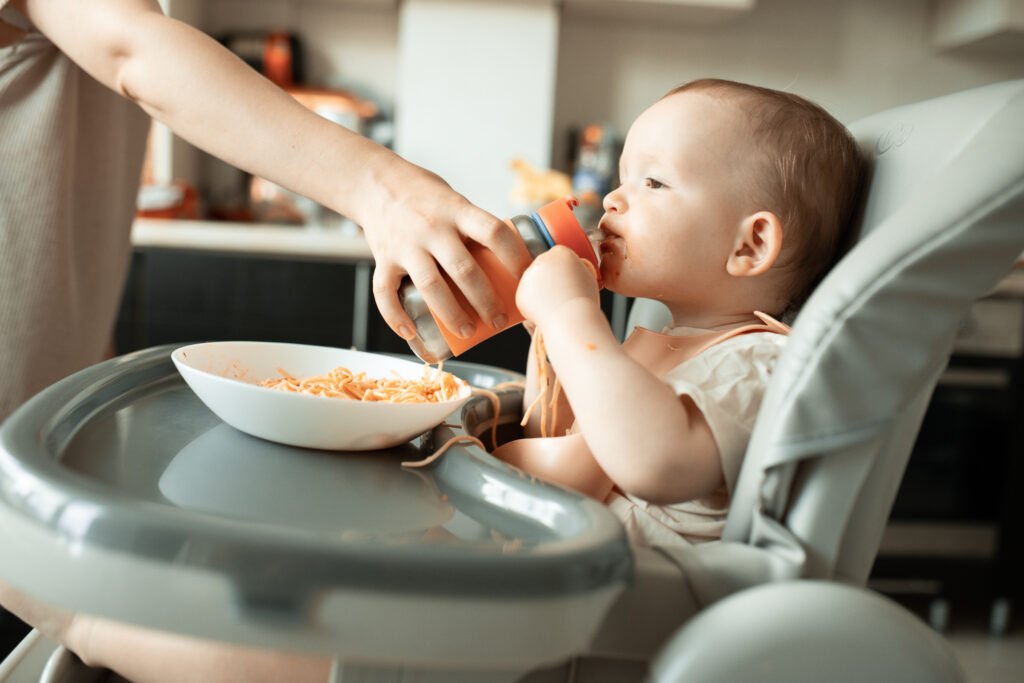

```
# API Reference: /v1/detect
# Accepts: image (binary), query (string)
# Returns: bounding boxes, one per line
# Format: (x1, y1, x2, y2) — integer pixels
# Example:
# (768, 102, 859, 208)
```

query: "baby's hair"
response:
(665, 79, 866, 315)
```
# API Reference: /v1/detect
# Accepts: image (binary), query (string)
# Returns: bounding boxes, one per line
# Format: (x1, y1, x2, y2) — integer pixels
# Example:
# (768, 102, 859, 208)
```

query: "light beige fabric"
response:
(605, 331, 787, 547)
(0, 4, 150, 421)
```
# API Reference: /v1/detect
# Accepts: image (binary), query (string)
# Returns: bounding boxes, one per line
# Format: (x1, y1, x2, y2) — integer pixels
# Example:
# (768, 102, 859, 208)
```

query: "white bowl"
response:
(171, 342, 471, 451)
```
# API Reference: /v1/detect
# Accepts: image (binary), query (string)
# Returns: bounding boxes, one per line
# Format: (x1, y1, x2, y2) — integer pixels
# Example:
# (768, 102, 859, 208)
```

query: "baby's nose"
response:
(602, 186, 625, 212)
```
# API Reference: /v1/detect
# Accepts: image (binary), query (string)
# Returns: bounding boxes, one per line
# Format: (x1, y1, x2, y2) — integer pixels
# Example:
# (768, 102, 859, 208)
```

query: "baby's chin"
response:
(599, 244, 624, 285)
(599, 263, 630, 296)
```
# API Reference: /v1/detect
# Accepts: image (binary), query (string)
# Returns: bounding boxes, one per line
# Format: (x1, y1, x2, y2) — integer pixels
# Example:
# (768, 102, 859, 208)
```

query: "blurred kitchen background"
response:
(116, 2, 1024, 679)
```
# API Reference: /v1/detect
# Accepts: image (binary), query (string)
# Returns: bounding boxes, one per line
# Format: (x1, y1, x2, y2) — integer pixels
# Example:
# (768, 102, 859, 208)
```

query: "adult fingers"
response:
(372, 262, 417, 340)
(428, 234, 507, 332)
(385, 250, 475, 340)
(456, 205, 532, 279)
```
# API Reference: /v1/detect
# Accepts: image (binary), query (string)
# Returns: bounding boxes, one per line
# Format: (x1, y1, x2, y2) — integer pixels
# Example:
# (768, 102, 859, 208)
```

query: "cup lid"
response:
(535, 196, 602, 287)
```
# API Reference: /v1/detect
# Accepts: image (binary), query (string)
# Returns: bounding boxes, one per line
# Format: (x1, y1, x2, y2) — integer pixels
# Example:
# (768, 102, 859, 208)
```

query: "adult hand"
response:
(516, 245, 600, 331)
(358, 159, 532, 342)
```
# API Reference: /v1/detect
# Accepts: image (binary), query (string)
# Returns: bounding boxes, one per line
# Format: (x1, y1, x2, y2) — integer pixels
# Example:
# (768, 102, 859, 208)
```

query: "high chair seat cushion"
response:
(649, 581, 966, 683)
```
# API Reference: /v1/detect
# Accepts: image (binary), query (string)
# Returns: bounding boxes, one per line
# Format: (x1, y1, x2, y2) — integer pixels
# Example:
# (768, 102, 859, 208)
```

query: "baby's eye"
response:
(645, 177, 665, 189)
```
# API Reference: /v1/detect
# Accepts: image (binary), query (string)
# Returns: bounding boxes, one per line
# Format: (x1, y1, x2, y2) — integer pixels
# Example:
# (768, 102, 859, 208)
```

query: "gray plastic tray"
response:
(0, 345, 631, 665)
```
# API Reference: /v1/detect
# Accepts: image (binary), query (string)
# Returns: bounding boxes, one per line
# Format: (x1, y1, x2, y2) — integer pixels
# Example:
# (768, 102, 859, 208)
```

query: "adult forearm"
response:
(115, 18, 390, 222)
(19, 0, 534, 346)
(18, 0, 389, 224)
(79, 617, 331, 683)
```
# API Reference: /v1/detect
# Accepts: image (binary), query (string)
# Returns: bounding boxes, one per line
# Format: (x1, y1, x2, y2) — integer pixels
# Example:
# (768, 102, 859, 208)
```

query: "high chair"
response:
(567, 77, 1024, 681)
(1, 80, 1021, 683)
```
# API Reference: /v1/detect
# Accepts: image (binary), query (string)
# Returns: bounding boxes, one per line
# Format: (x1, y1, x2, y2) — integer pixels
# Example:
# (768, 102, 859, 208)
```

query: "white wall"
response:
(552, 0, 1024, 168)
(395, 0, 560, 218)
(166, 0, 1024, 213)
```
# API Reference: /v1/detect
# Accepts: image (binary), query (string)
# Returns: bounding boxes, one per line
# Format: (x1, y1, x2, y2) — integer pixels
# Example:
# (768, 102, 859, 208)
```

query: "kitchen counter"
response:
(131, 218, 374, 263)
(129, 218, 375, 349)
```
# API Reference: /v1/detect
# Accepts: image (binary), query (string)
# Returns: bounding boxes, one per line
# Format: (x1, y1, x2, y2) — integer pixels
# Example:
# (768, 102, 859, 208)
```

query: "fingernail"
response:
(492, 314, 508, 330)
(399, 324, 415, 340)
(459, 323, 477, 339)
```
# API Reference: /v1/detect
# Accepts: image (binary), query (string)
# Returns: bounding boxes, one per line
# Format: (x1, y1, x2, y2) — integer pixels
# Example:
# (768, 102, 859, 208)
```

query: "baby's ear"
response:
(726, 211, 782, 277)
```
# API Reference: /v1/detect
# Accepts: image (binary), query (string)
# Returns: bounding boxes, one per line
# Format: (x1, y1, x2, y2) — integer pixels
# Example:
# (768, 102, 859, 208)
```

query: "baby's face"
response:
(598, 91, 752, 310)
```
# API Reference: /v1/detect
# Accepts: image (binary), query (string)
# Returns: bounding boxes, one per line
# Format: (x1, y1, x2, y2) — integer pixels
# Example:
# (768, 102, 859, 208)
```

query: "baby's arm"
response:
(516, 248, 724, 504)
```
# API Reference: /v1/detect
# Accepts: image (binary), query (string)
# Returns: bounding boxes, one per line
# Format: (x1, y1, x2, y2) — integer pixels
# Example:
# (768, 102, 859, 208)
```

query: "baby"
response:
(496, 78, 864, 547)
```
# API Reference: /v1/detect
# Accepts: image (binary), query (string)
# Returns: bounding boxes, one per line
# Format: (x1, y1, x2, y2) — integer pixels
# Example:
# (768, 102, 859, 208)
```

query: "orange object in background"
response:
(509, 158, 572, 206)
(262, 31, 294, 88)
(286, 86, 379, 127)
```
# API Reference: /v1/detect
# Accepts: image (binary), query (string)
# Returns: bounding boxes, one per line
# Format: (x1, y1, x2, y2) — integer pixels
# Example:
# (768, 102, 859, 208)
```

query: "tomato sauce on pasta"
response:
(258, 364, 466, 404)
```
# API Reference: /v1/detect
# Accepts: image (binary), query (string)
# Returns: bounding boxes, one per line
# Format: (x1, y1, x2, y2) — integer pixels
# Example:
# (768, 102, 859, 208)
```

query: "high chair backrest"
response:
(728, 79, 1024, 584)
(627, 79, 1024, 592)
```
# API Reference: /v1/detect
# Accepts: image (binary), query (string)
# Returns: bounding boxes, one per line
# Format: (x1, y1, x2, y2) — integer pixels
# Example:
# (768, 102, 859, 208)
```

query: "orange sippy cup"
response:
(400, 196, 604, 363)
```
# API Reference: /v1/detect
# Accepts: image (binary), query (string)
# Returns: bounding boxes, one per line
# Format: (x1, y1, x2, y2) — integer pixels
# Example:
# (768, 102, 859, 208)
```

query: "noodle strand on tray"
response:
(401, 434, 486, 468)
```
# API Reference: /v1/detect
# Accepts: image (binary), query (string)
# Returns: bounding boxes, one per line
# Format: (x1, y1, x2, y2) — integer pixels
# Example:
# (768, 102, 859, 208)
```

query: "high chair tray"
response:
(0, 345, 631, 669)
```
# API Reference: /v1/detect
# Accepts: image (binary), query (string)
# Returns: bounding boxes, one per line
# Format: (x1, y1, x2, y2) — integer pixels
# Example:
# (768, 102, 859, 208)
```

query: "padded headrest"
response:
(726, 80, 1024, 537)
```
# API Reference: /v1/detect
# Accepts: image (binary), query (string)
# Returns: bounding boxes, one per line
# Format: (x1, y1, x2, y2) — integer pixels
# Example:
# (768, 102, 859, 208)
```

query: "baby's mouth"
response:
(599, 238, 627, 266)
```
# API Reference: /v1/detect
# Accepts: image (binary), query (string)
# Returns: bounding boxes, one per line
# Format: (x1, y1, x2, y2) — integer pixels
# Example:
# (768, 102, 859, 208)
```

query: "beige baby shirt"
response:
(605, 330, 787, 548)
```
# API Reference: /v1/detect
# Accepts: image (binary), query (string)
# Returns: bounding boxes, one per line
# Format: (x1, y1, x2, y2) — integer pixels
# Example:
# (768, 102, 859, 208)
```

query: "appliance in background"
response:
(870, 268, 1024, 636)
(220, 30, 304, 88)
(569, 124, 618, 204)
(564, 123, 620, 235)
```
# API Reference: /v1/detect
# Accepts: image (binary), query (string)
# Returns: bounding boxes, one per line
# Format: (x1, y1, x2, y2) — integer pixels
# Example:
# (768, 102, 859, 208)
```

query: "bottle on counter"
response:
(400, 195, 605, 363)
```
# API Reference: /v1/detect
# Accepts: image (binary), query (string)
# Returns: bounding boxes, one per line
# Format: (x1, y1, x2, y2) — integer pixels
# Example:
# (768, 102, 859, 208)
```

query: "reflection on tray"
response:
(159, 424, 540, 551)
(160, 424, 450, 535)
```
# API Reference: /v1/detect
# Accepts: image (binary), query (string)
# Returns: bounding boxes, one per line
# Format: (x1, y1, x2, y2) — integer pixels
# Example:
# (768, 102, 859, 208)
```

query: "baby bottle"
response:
(400, 196, 604, 363)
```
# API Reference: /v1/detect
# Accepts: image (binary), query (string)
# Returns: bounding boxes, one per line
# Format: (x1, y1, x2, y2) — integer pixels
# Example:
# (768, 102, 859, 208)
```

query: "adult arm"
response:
(0, 580, 330, 683)
(12, 0, 531, 340)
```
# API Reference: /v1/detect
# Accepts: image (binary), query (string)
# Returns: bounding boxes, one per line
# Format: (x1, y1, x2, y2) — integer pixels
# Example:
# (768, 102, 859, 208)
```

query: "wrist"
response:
(328, 138, 397, 225)
(533, 296, 608, 340)
(65, 614, 99, 668)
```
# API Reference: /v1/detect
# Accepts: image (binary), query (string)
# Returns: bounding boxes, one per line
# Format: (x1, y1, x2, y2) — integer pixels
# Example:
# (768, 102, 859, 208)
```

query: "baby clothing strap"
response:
(622, 311, 790, 379)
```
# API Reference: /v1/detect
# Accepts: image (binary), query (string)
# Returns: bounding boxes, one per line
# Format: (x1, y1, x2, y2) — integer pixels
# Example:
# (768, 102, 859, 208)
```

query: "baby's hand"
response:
(516, 246, 600, 329)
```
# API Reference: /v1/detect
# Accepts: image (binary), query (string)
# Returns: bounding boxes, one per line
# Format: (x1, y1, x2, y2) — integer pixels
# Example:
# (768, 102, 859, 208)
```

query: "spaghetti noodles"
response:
(520, 330, 564, 438)
(520, 258, 598, 437)
(471, 387, 502, 450)
(401, 434, 486, 468)
(258, 363, 466, 404)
